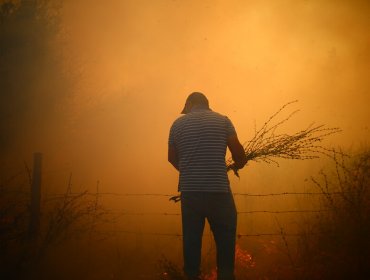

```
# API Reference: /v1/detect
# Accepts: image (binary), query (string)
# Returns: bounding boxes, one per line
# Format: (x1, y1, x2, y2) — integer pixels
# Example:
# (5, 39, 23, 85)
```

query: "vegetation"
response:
(0, 0, 70, 155)
(295, 149, 370, 279)
(227, 101, 341, 176)
(162, 149, 370, 279)
(0, 170, 106, 280)
(1, 153, 369, 279)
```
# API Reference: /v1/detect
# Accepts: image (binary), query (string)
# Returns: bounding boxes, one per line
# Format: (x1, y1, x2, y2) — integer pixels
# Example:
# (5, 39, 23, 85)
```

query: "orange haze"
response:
(50, 0, 369, 192)
(2, 1, 369, 271)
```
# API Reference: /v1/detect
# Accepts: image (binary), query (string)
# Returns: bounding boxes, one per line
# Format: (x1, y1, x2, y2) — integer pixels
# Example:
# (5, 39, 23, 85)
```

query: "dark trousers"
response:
(181, 192, 237, 280)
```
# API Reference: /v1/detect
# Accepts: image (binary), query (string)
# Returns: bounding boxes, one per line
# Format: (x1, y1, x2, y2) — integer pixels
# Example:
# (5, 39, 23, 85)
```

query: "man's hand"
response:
(227, 134, 247, 169)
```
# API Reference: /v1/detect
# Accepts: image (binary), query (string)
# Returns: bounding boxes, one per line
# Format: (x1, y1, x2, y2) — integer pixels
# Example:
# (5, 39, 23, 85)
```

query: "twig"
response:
(227, 101, 341, 176)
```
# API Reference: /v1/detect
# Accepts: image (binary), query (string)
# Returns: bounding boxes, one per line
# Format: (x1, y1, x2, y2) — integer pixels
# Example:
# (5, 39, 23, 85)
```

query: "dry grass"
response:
(0, 171, 107, 280)
(297, 149, 370, 279)
(227, 101, 341, 176)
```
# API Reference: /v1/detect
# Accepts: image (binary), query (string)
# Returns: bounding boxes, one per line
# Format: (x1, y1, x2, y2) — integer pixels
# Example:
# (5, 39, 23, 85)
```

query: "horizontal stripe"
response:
(169, 109, 236, 192)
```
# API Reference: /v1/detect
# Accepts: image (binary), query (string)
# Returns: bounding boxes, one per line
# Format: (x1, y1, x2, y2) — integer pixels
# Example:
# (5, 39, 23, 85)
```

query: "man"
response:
(168, 92, 247, 280)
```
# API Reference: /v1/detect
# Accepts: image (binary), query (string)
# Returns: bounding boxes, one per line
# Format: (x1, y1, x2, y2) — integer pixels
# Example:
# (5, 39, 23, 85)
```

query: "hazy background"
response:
(53, 2, 370, 171)
(1, 0, 369, 277)
(2, 0, 369, 183)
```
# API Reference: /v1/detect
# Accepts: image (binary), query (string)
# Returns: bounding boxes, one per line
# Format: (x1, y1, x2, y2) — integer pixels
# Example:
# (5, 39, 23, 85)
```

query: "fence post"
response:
(29, 152, 42, 240)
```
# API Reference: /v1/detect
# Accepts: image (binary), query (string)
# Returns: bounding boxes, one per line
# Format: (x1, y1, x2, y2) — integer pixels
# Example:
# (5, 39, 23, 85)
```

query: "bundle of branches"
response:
(226, 101, 341, 177)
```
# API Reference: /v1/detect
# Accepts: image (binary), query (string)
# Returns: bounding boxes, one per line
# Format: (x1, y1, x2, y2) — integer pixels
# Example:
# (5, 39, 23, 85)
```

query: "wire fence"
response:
(1, 168, 342, 239)
(42, 191, 350, 200)
(95, 230, 311, 238)
(31, 190, 340, 239)
(107, 209, 327, 216)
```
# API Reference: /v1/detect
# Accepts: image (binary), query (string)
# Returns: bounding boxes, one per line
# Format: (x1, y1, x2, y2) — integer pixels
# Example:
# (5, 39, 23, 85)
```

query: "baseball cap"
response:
(181, 92, 209, 114)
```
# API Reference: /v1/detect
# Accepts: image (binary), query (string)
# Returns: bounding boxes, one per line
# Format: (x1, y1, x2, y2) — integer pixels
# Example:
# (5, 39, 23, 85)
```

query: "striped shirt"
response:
(168, 107, 236, 192)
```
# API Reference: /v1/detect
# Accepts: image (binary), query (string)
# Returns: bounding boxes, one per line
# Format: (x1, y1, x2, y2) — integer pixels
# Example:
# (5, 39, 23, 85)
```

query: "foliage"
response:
(0, 170, 106, 280)
(0, 0, 69, 154)
(297, 149, 370, 279)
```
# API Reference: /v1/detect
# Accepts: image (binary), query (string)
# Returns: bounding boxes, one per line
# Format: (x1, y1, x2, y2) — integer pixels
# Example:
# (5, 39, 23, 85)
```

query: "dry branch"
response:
(226, 101, 341, 176)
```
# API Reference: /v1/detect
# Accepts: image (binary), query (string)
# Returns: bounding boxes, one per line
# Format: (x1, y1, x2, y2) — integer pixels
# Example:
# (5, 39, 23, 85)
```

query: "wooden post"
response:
(29, 152, 42, 239)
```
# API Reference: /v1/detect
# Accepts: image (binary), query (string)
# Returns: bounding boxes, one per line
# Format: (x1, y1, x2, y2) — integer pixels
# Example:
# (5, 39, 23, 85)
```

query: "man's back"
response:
(169, 107, 236, 192)
(168, 92, 246, 280)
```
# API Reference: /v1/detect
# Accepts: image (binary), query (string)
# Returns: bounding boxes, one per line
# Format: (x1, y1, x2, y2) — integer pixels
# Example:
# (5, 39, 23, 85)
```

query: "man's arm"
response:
(168, 144, 179, 171)
(227, 134, 247, 169)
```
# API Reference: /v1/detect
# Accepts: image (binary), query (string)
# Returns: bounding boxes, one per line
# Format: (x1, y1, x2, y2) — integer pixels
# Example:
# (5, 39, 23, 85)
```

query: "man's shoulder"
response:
(208, 110, 229, 119)
(204, 110, 232, 124)
(171, 110, 230, 127)
(172, 114, 187, 125)
(170, 115, 189, 131)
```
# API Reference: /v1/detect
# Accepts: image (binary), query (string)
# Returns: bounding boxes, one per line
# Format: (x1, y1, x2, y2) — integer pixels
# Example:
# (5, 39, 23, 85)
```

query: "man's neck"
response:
(190, 104, 210, 112)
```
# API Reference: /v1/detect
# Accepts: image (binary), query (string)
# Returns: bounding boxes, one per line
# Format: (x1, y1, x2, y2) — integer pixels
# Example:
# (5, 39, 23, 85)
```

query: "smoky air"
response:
(1, 1, 369, 279)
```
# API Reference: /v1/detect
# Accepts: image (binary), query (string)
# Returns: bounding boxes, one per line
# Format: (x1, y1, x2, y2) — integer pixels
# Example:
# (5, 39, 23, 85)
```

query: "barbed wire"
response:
(41, 191, 351, 202)
(109, 209, 328, 216)
(98, 230, 182, 237)
(237, 209, 327, 214)
(6, 191, 339, 216)
(95, 230, 325, 238)
(233, 191, 348, 196)
(2, 180, 343, 240)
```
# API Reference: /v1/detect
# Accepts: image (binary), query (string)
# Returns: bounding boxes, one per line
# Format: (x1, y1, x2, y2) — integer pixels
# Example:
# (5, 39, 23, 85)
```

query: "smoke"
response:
(0, 0, 368, 214)
(1, 0, 369, 278)
(0, 0, 369, 234)
(0, 0, 71, 160)
(54, 0, 370, 186)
